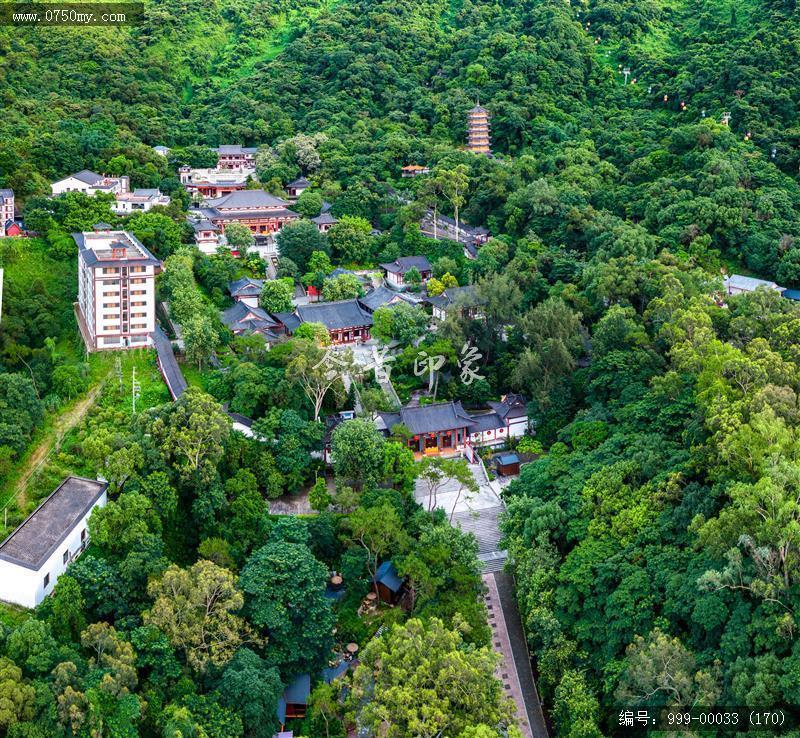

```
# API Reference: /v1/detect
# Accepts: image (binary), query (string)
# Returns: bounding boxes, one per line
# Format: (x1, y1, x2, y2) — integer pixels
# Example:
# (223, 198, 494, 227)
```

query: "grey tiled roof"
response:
(221, 302, 277, 332)
(311, 211, 337, 225)
(216, 145, 257, 155)
(380, 255, 432, 274)
(206, 190, 290, 209)
(379, 401, 475, 435)
(228, 277, 265, 297)
(359, 285, 415, 312)
(272, 311, 302, 332)
(296, 299, 373, 330)
(66, 169, 104, 185)
(426, 285, 481, 309)
(288, 177, 311, 188)
(0, 477, 108, 570)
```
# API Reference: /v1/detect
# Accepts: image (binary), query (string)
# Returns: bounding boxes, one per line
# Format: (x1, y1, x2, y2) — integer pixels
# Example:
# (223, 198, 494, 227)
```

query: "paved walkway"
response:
(416, 462, 548, 737)
(152, 327, 187, 399)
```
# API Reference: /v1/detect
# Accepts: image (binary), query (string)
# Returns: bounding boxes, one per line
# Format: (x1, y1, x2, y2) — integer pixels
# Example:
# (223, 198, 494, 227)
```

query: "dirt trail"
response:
(9, 376, 107, 510)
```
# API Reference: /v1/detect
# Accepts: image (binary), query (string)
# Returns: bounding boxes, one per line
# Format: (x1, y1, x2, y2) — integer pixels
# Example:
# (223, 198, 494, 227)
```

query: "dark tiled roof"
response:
(65, 169, 104, 185)
(216, 145, 257, 155)
(152, 326, 188, 399)
(0, 188, 13, 202)
(272, 311, 302, 332)
(468, 412, 504, 432)
(221, 302, 278, 333)
(0, 477, 108, 570)
(487, 394, 528, 420)
(380, 255, 432, 274)
(296, 300, 373, 330)
(287, 177, 310, 188)
(379, 401, 474, 435)
(311, 211, 337, 225)
(206, 190, 290, 209)
(359, 285, 415, 312)
(497, 453, 520, 465)
(284, 674, 311, 704)
(228, 277, 264, 297)
(426, 285, 481, 309)
(189, 218, 219, 232)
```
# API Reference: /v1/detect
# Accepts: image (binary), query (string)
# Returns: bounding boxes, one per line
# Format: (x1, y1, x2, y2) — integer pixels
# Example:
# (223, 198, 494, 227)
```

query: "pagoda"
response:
(466, 103, 491, 155)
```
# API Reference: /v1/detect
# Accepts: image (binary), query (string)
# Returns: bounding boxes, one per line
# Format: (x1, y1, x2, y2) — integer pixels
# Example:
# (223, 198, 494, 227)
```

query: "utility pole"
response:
(622, 67, 631, 84)
(132, 366, 141, 415)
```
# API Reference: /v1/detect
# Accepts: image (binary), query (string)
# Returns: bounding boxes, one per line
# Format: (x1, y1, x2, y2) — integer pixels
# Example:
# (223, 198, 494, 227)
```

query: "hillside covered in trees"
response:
(2, 0, 800, 735)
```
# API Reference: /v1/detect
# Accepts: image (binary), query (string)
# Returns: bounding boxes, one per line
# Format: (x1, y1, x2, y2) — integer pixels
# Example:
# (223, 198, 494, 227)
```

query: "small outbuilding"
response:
(277, 673, 311, 723)
(495, 452, 520, 477)
(374, 560, 404, 604)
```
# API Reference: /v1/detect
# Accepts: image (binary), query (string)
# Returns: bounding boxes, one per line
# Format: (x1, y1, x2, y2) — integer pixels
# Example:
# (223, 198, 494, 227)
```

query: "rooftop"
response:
(228, 277, 265, 297)
(205, 190, 292, 210)
(380, 255, 432, 274)
(216, 145, 258, 155)
(724, 274, 783, 292)
(296, 299, 373, 330)
(0, 476, 108, 570)
(311, 211, 337, 225)
(73, 230, 160, 267)
(379, 401, 475, 436)
(375, 560, 403, 592)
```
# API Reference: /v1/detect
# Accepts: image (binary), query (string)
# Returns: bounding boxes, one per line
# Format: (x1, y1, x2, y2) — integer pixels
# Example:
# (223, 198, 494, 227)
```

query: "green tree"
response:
(224, 222, 255, 253)
(259, 277, 295, 313)
(327, 215, 373, 264)
(219, 648, 283, 738)
(145, 560, 253, 672)
(183, 313, 219, 369)
(276, 220, 328, 272)
(240, 541, 335, 675)
(351, 618, 510, 738)
(331, 418, 385, 489)
(143, 389, 231, 485)
(0, 658, 35, 730)
(321, 273, 364, 301)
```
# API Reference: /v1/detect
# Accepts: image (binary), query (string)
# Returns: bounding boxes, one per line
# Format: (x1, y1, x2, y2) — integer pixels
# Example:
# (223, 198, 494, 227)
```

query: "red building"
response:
(199, 190, 299, 235)
(275, 299, 373, 344)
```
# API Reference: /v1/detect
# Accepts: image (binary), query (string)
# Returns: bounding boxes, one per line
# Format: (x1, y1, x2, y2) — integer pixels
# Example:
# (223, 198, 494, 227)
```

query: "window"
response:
(43, 573, 50, 588)
(63, 550, 69, 564)
(81, 529, 87, 542)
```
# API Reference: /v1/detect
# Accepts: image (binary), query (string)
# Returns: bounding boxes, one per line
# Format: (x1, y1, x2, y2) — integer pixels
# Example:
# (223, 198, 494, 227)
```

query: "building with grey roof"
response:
(200, 190, 299, 237)
(295, 299, 373, 343)
(381, 255, 432, 289)
(375, 395, 529, 456)
(311, 210, 337, 232)
(426, 284, 484, 321)
(358, 285, 418, 313)
(228, 277, 265, 308)
(221, 302, 283, 341)
(0, 476, 108, 608)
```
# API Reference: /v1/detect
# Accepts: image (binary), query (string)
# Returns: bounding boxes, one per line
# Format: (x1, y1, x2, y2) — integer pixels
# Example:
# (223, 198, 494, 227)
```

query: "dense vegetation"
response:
(3, 0, 800, 734)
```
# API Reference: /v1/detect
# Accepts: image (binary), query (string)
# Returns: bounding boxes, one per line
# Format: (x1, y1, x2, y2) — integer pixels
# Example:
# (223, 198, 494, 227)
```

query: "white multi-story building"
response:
(0, 476, 107, 609)
(51, 170, 129, 197)
(75, 225, 160, 351)
(112, 188, 171, 214)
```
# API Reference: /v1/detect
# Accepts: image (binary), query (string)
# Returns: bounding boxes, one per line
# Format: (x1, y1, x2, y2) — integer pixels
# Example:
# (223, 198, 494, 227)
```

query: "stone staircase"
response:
(450, 505, 508, 573)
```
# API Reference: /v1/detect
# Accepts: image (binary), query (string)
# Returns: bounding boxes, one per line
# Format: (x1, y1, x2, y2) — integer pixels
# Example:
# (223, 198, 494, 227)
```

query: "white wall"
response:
(0, 490, 106, 609)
